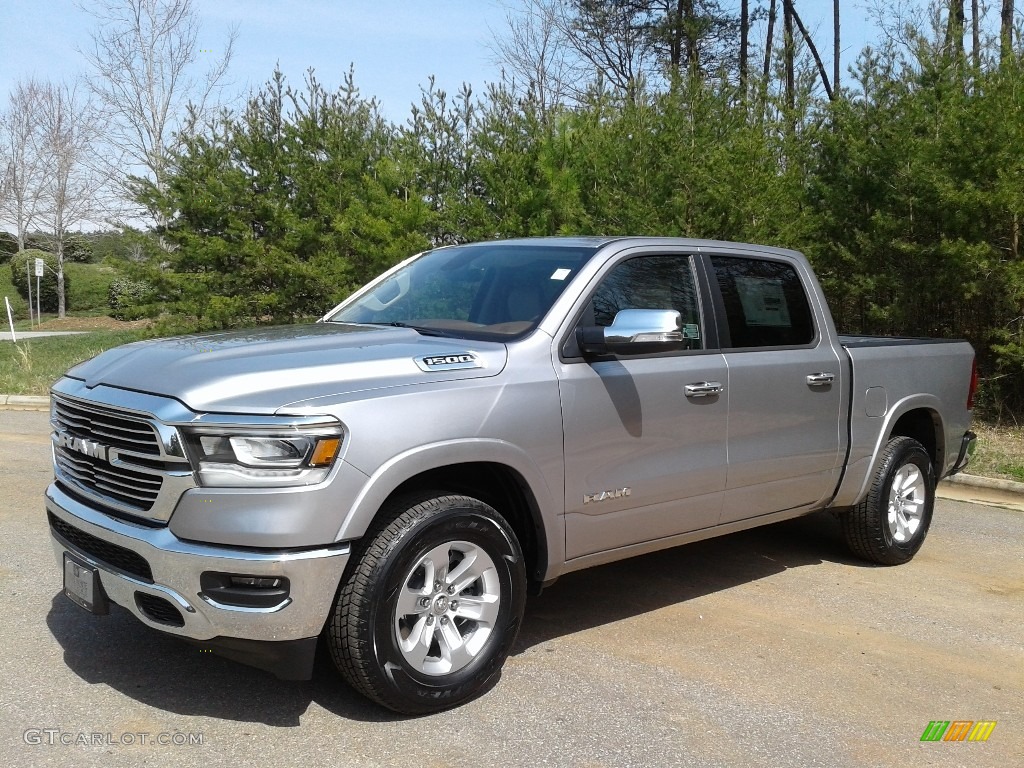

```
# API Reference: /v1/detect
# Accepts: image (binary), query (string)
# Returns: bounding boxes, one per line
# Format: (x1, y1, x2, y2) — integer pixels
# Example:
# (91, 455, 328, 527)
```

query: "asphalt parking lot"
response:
(1, 408, 1021, 767)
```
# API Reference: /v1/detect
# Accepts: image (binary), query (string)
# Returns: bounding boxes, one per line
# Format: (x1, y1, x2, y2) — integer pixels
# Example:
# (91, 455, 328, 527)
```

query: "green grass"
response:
(964, 422, 1024, 483)
(996, 464, 1024, 483)
(0, 331, 149, 395)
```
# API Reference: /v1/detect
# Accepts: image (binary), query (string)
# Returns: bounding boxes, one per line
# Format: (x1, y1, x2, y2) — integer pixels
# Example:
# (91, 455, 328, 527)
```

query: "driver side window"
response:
(589, 255, 703, 349)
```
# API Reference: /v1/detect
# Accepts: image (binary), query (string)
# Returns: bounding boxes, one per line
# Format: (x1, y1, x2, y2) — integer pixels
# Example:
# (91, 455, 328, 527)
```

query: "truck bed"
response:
(839, 335, 969, 348)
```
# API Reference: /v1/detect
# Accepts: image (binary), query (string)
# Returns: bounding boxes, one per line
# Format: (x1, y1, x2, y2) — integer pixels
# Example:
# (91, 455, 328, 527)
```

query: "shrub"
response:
(108, 277, 156, 320)
(0, 232, 17, 257)
(65, 263, 118, 311)
(0, 270, 29, 320)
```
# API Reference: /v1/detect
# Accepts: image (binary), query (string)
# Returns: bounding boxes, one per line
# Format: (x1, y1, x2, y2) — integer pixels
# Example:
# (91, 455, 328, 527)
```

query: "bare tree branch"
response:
(784, 0, 795, 109)
(36, 82, 113, 317)
(763, 0, 778, 79)
(946, 0, 966, 58)
(740, 0, 749, 92)
(559, 0, 659, 101)
(971, 0, 980, 67)
(790, 4, 835, 100)
(1001, 0, 1015, 61)
(0, 79, 47, 252)
(834, 0, 840, 93)
(78, 0, 236, 223)
(487, 0, 581, 117)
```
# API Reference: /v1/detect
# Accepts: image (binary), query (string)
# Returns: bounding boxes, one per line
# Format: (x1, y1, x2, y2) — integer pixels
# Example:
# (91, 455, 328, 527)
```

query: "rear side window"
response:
(711, 256, 815, 348)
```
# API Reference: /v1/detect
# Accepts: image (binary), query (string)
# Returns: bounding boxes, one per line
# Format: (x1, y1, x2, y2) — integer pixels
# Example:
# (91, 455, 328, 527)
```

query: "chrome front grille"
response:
(54, 449, 162, 511)
(52, 397, 161, 455)
(51, 393, 195, 522)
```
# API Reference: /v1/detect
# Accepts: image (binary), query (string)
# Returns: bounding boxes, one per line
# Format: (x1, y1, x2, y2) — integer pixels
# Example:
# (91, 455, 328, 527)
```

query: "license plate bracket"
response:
(63, 553, 110, 615)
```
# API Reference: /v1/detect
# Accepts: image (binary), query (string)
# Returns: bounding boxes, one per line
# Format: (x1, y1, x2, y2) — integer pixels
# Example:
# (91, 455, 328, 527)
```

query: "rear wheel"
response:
(329, 492, 526, 714)
(841, 436, 935, 565)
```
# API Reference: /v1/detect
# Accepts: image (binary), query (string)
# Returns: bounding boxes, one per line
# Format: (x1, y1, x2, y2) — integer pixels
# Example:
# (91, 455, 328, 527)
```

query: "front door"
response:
(556, 253, 729, 560)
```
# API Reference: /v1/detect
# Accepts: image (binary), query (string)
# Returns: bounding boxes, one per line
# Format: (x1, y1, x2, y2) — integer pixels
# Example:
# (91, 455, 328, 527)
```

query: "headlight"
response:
(184, 427, 343, 488)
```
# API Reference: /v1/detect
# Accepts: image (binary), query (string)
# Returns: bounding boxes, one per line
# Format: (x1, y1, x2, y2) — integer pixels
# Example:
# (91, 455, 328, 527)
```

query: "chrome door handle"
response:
(685, 381, 724, 398)
(806, 372, 835, 386)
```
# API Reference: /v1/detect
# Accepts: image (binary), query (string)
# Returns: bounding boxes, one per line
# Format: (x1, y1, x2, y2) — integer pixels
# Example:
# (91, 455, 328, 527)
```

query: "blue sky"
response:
(1, 1, 877, 122)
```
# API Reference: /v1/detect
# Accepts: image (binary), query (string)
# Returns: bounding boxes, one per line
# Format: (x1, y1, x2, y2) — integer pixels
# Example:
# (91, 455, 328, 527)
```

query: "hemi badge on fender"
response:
(414, 353, 483, 372)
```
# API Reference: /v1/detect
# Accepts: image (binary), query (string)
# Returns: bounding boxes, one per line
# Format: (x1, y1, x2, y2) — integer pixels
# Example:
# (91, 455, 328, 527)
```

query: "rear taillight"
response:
(967, 357, 979, 410)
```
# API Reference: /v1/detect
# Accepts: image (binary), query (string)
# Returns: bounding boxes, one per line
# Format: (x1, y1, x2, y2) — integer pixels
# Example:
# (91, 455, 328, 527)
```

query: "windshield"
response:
(326, 243, 598, 340)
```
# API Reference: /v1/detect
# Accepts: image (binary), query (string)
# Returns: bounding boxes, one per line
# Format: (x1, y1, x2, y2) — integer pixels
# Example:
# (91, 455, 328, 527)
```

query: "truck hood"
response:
(64, 323, 509, 414)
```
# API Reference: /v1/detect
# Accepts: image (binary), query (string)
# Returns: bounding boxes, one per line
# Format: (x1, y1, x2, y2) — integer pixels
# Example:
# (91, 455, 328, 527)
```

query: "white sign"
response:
(34, 258, 44, 277)
(735, 276, 791, 327)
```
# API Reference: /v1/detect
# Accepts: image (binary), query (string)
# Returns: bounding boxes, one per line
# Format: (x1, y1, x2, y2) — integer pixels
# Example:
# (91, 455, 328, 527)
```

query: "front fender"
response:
(334, 438, 565, 579)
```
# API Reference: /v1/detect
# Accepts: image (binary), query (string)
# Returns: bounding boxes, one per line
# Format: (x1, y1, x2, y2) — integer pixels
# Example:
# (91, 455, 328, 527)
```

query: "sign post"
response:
(26, 260, 33, 327)
(34, 258, 43, 325)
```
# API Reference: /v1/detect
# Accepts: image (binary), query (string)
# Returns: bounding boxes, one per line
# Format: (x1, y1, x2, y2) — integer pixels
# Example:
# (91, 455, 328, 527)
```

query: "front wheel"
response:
(328, 493, 526, 714)
(840, 436, 936, 565)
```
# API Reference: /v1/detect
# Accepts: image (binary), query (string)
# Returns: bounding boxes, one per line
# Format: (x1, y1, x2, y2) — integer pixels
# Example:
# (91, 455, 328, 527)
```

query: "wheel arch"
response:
(336, 441, 561, 586)
(887, 406, 944, 470)
(387, 463, 547, 587)
(836, 396, 946, 509)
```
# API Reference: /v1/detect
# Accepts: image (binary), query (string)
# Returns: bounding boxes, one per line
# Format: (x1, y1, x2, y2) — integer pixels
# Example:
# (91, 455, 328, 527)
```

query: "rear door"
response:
(555, 251, 728, 560)
(706, 253, 845, 523)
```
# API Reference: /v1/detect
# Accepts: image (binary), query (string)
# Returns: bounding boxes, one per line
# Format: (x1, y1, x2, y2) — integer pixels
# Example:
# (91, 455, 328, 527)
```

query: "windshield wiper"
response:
(364, 321, 452, 338)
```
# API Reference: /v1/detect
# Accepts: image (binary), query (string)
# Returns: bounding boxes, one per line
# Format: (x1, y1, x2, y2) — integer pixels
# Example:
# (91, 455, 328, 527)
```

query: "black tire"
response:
(841, 436, 936, 565)
(328, 492, 526, 715)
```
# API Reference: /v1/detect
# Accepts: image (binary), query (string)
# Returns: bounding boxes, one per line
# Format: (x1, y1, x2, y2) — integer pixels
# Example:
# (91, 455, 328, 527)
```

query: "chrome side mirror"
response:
(576, 309, 686, 355)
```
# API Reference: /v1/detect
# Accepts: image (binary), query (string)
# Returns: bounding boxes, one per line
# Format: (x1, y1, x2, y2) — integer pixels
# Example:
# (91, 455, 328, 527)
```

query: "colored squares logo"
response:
(920, 721, 996, 742)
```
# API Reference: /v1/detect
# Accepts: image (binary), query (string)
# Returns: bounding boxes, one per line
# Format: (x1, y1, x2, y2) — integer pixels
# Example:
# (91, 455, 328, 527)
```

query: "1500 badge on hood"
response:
(414, 353, 483, 372)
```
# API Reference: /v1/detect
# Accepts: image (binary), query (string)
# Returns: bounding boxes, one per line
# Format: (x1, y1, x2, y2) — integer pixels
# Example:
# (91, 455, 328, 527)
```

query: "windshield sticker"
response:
(550, 268, 571, 281)
(415, 353, 483, 372)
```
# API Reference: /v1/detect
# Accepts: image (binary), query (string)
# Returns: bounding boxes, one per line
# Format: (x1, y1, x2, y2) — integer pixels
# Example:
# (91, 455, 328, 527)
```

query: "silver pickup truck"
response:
(45, 237, 977, 714)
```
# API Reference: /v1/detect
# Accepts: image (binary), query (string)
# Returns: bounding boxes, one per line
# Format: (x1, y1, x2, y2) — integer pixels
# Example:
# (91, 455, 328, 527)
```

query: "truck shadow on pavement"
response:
(45, 511, 862, 725)
(513, 510, 859, 652)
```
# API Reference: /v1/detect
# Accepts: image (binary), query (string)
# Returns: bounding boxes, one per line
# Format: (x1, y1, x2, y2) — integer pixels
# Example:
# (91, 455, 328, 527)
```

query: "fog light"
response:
(200, 572, 291, 609)
(230, 576, 282, 589)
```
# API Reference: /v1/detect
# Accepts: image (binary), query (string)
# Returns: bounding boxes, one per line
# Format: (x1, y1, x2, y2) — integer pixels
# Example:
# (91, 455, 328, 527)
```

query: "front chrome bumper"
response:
(45, 482, 350, 645)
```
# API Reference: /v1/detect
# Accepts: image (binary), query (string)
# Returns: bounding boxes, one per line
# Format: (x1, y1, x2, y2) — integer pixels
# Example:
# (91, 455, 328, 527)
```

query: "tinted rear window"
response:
(711, 256, 815, 348)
